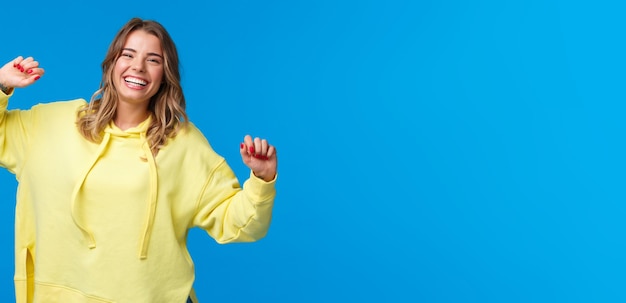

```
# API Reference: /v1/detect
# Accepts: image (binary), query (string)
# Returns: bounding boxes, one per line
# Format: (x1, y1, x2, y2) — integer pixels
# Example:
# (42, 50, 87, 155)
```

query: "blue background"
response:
(1, 0, 625, 302)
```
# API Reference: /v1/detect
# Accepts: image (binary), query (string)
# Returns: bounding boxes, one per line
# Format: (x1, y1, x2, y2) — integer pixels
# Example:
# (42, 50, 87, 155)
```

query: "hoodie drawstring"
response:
(70, 120, 159, 259)
(70, 131, 111, 249)
(138, 132, 158, 259)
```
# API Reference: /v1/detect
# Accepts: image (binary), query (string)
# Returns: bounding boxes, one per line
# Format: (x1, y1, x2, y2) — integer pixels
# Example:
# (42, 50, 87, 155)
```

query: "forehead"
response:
(123, 30, 162, 54)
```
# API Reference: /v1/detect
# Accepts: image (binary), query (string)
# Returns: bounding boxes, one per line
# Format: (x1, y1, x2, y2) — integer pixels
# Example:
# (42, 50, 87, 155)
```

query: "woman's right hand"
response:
(0, 56, 45, 91)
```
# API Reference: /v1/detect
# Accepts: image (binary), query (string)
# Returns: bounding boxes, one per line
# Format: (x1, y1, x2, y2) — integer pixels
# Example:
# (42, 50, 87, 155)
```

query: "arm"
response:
(194, 136, 278, 243)
(0, 57, 45, 173)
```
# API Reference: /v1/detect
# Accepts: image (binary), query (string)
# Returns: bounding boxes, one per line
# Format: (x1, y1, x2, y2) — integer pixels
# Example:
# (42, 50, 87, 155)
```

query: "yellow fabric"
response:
(0, 91, 275, 302)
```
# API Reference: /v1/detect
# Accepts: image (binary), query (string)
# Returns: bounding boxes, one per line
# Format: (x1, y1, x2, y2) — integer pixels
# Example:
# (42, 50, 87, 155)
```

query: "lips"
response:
(124, 76, 148, 87)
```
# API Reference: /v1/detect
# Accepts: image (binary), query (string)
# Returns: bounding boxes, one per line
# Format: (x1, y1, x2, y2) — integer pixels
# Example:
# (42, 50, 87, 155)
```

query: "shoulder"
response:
(164, 121, 217, 155)
(173, 122, 211, 146)
(160, 121, 225, 168)
(31, 99, 88, 115)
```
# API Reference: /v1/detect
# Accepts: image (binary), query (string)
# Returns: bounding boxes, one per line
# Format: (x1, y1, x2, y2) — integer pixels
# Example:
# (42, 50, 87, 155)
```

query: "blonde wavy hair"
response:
(77, 18, 188, 155)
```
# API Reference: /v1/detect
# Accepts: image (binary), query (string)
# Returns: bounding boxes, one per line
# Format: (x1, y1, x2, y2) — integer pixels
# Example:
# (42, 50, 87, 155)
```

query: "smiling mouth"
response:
(124, 76, 148, 86)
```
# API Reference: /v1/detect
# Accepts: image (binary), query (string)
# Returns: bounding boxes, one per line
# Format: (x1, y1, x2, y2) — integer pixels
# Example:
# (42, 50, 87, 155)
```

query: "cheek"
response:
(112, 62, 126, 78)
(152, 69, 164, 86)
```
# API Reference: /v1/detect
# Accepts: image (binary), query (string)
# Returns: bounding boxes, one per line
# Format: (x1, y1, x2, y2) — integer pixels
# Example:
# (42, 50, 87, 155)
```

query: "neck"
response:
(114, 105, 150, 130)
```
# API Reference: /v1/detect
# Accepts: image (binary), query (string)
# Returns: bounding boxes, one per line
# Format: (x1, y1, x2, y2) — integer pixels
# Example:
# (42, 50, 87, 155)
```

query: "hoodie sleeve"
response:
(193, 159, 276, 243)
(0, 90, 34, 176)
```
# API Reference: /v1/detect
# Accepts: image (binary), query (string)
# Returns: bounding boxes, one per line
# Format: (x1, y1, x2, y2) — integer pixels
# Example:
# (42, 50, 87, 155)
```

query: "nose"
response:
(131, 58, 145, 72)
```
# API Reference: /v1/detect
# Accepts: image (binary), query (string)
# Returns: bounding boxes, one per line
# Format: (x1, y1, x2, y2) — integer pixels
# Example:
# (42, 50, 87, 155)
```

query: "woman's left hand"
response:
(240, 135, 277, 182)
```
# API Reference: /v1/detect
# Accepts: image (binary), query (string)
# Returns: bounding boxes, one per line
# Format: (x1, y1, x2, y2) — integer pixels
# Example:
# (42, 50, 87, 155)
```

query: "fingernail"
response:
(16, 64, 21, 69)
(27, 69, 32, 74)
(240, 143, 244, 149)
(13, 64, 16, 68)
(34, 76, 40, 81)
(249, 146, 255, 153)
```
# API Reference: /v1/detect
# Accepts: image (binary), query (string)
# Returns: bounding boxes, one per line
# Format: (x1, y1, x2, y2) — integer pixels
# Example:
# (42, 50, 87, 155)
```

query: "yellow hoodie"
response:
(0, 91, 275, 303)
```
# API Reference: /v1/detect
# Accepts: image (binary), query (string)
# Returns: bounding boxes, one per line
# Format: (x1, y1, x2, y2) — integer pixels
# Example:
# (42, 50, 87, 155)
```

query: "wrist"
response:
(253, 170, 276, 182)
(0, 81, 12, 95)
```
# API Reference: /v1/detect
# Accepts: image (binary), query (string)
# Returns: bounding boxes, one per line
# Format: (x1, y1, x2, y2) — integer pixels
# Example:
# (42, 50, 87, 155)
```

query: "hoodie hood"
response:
(70, 116, 158, 259)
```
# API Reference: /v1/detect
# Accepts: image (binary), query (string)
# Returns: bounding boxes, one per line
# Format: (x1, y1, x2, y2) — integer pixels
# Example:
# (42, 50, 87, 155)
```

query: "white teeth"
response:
(124, 76, 147, 86)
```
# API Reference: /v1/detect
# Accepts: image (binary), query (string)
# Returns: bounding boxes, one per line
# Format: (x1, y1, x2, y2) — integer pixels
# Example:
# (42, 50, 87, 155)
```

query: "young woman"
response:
(0, 17, 277, 302)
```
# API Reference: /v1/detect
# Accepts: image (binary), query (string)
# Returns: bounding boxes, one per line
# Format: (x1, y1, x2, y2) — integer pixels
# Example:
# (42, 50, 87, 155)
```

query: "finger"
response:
(12, 56, 24, 68)
(25, 67, 44, 76)
(266, 145, 276, 159)
(243, 135, 253, 154)
(29, 73, 42, 82)
(21, 57, 34, 66)
(16, 57, 33, 72)
(260, 139, 268, 156)
(253, 139, 273, 160)
(253, 137, 262, 157)
(21, 60, 40, 74)
(239, 142, 249, 158)
(254, 139, 268, 159)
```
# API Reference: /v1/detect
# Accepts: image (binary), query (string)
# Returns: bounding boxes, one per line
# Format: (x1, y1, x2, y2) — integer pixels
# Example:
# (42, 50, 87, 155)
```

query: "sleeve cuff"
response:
(0, 89, 11, 109)
(0, 87, 14, 98)
(244, 171, 277, 203)
(251, 171, 277, 183)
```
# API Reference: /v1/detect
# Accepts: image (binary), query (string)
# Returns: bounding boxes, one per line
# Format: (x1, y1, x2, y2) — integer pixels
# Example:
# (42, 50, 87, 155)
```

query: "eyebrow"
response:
(122, 48, 164, 59)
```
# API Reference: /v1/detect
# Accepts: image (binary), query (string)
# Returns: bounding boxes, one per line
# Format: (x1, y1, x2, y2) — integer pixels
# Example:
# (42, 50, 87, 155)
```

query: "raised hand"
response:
(0, 56, 45, 92)
(239, 135, 277, 182)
